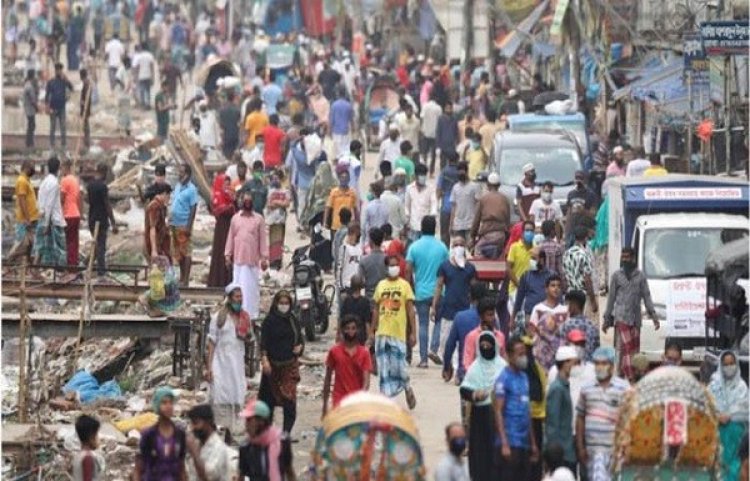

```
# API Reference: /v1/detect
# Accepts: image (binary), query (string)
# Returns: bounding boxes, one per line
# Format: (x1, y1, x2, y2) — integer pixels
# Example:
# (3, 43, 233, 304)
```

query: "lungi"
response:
(32, 224, 66, 265)
(615, 322, 640, 381)
(64, 216, 80, 267)
(375, 335, 410, 397)
(233, 264, 261, 318)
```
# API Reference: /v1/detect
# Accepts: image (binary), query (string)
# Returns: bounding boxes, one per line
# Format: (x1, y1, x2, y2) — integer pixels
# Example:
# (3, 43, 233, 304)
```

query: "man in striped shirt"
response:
(575, 346, 629, 481)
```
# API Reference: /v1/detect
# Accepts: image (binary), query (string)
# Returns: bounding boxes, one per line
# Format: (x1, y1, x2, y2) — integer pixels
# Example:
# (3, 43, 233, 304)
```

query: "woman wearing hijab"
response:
(208, 173, 235, 287)
(709, 350, 748, 481)
(302, 155, 335, 271)
(460, 331, 507, 481)
(238, 398, 293, 481)
(259, 291, 304, 434)
(207, 283, 250, 439)
(135, 387, 186, 481)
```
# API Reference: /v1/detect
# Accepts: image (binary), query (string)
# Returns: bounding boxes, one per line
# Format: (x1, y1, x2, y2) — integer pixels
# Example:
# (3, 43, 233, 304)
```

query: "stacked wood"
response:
(167, 128, 212, 207)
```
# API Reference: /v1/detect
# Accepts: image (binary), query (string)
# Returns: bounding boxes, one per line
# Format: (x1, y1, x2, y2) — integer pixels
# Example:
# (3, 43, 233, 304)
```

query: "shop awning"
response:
(498, 0, 550, 58)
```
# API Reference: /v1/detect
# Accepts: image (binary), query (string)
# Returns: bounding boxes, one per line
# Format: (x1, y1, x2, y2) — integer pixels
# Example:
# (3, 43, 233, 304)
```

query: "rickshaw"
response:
(362, 74, 400, 151)
(702, 236, 749, 383)
(612, 366, 722, 481)
(309, 392, 425, 481)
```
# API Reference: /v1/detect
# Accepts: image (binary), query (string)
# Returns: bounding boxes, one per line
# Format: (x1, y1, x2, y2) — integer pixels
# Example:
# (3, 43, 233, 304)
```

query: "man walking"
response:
(33, 156, 67, 267)
(329, 88, 354, 159)
(362, 182, 389, 246)
(218, 91, 241, 160)
(80, 69, 93, 148)
(261, 114, 286, 170)
(87, 163, 118, 278)
(511, 248, 552, 328)
(420, 94, 441, 174)
(132, 43, 155, 108)
(60, 160, 81, 268)
(437, 152, 460, 245)
(563, 226, 599, 319)
(404, 163, 438, 242)
(23, 70, 39, 149)
(46, 63, 73, 149)
(9, 161, 39, 265)
(603, 247, 659, 381)
(545, 346, 578, 473)
(470, 172, 510, 259)
(104, 32, 124, 92)
(449, 162, 480, 242)
(406, 216, 449, 367)
(358, 227, 388, 299)
(225, 190, 269, 318)
(170, 164, 199, 286)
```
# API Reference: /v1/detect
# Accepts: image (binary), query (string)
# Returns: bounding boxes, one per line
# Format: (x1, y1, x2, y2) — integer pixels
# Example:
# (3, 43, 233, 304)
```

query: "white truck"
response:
(607, 175, 749, 364)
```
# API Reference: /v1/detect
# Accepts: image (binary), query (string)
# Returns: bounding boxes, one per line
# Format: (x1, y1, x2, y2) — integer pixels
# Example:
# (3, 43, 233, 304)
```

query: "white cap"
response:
(555, 345, 579, 362)
(613, 145, 624, 154)
(388, 122, 399, 131)
(417, 54, 425, 61)
(522, 163, 535, 174)
(394, 167, 407, 176)
(551, 468, 576, 481)
(508, 88, 518, 97)
(224, 282, 242, 296)
(487, 172, 500, 185)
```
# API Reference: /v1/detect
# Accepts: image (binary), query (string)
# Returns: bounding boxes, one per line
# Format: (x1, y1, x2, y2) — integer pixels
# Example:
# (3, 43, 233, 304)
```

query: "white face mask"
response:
(541, 191, 553, 203)
(570, 365, 583, 378)
(528, 259, 538, 270)
(723, 364, 738, 379)
(416, 175, 426, 185)
(277, 304, 290, 314)
(387, 266, 400, 278)
(451, 246, 466, 267)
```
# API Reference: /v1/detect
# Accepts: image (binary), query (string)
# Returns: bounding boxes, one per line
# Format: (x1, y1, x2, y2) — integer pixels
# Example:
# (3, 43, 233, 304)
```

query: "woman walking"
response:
(259, 291, 304, 435)
(460, 331, 507, 481)
(207, 173, 235, 287)
(265, 171, 291, 270)
(709, 350, 748, 481)
(206, 283, 250, 439)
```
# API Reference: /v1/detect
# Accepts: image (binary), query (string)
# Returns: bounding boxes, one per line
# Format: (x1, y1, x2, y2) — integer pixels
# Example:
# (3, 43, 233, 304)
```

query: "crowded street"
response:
(1, 1, 749, 481)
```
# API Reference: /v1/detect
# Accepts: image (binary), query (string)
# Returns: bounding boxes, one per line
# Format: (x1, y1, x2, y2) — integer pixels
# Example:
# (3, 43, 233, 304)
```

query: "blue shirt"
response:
(288, 143, 316, 190)
(437, 261, 476, 320)
(406, 235, 449, 301)
(261, 83, 283, 115)
(169, 181, 198, 227)
(329, 98, 353, 136)
(46, 76, 73, 111)
(442, 306, 480, 380)
(438, 164, 459, 214)
(362, 198, 390, 244)
(513, 268, 552, 315)
(495, 368, 531, 448)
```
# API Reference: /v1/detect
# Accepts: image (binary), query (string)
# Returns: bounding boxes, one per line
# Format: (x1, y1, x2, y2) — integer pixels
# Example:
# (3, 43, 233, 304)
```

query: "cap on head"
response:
(555, 345, 579, 362)
(224, 282, 242, 296)
(388, 122, 399, 132)
(522, 163, 535, 174)
(487, 172, 501, 185)
(613, 146, 624, 154)
(567, 329, 586, 343)
(239, 398, 271, 419)
(592, 346, 616, 363)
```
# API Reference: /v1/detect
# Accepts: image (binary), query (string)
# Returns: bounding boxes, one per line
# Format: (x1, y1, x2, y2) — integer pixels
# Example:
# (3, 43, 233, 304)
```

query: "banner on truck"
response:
(666, 279, 706, 338)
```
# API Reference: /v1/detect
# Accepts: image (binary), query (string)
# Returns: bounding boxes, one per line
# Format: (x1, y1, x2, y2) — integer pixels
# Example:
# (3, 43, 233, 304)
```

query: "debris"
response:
(113, 412, 159, 434)
(63, 371, 123, 404)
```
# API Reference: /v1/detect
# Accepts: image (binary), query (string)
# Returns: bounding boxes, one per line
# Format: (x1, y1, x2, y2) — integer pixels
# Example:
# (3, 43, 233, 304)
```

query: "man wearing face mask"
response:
(544, 346, 579, 473)
(449, 162, 481, 243)
(471, 172, 510, 259)
(324, 168, 359, 239)
(378, 123, 402, 172)
(547, 329, 596, 425)
(516, 163, 540, 222)
(186, 405, 232, 481)
(603, 247, 658, 382)
(494, 336, 540, 478)
(563, 227, 599, 318)
(511, 248, 553, 331)
(576, 347, 629, 481)
(225, 191, 269, 318)
(507, 221, 537, 307)
(434, 422, 470, 481)
(529, 181, 563, 225)
(404, 163, 438, 243)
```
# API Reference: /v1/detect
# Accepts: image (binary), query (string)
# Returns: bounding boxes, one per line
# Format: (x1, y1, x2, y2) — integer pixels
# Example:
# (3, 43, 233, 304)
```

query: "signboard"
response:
(700, 21, 749, 56)
(643, 187, 743, 200)
(666, 279, 706, 338)
(683, 32, 709, 86)
(550, 0, 570, 37)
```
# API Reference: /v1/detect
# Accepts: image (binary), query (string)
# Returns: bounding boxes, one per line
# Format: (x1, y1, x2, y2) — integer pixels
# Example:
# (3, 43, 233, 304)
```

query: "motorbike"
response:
(291, 243, 335, 341)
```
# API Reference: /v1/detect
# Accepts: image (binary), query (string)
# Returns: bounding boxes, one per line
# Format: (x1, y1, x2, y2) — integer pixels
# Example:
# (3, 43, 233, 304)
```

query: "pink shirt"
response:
(224, 211, 269, 266)
(463, 327, 506, 369)
(605, 161, 626, 178)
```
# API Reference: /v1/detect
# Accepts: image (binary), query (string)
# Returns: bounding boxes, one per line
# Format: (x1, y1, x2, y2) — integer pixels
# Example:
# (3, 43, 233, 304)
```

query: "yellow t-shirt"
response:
(15, 173, 39, 223)
(467, 148, 487, 181)
(326, 188, 358, 230)
(643, 166, 668, 177)
(530, 360, 547, 419)
(373, 278, 415, 341)
(244, 111, 269, 148)
(507, 240, 532, 294)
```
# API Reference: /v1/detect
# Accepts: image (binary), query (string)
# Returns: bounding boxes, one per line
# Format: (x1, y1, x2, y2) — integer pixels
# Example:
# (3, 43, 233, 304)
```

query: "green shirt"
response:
(394, 156, 415, 182)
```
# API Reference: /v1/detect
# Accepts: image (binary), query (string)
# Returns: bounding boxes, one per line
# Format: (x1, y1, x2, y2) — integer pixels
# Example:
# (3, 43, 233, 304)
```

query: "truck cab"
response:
(607, 175, 749, 365)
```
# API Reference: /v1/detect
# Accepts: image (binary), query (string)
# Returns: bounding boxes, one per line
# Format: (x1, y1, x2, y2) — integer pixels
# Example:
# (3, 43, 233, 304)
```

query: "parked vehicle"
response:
(507, 111, 592, 169)
(291, 243, 334, 341)
(607, 175, 749, 365)
(492, 131, 584, 221)
(362, 75, 400, 151)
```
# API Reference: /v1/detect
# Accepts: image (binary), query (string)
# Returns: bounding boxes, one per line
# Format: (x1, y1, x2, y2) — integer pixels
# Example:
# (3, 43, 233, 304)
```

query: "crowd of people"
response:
(6, 4, 747, 481)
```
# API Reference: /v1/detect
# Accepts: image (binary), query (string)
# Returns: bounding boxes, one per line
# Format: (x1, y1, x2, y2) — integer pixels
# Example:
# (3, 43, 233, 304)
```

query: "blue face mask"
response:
(523, 231, 534, 244)
(230, 302, 242, 313)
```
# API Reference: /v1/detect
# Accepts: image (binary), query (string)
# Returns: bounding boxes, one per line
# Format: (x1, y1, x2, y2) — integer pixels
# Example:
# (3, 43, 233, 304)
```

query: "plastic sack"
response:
(149, 266, 166, 301)
(114, 412, 159, 434)
(63, 371, 122, 404)
(544, 99, 576, 115)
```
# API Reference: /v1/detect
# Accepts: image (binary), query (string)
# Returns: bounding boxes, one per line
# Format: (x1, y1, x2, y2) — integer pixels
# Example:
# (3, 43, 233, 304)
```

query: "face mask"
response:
(528, 259, 538, 270)
(277, 304, 291, 314)
(541, 192, 552, 202)
(257, 142, 265, 150)
(253, 171, 263, 180)
(242, 200, 253, 211)
(416, 175, 427, 185)
(471, 141, 480, 149)
(533, 234, 545, 246)
(722, 364, 738, 379)
(366, 192, 374, 201)
(576, 346, 586, 362)
(193, 429, 209, 443)
(339, 179, 349, 188)
(480, 345, 496, 360)
(570, 365, 583, 378)
(621, 260, 636, 274)
(663, 358, 678, 366)
(458, 173, 468, 182)
(595, 366, 611, 381)
(449, 437, 466, 457)
(452, 245, 466, 258)
(271, 181, 281, 189)
(575, 180, 584, 189)
(230, 302, 242, 313)
(387, 266, 400, 278)
(514, 355, 528, 370)
(523, 231, 534, 244)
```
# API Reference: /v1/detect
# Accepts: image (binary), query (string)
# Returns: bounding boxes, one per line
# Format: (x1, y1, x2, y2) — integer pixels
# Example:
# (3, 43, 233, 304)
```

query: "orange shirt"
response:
(60, 174, 81, 218)
(326, 187, 358, 230)
(244, 111, 269, 148)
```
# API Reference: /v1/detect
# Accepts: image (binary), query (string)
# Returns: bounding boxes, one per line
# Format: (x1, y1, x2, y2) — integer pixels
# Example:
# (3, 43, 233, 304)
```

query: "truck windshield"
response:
(511, 120, 588, 154)
(643, 228, 748, 279)
(498, 147, 581, 186)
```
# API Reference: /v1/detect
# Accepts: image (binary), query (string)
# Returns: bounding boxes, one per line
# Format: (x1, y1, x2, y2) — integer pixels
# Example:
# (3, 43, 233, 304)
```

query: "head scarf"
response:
(709, 350, 749, 423)
(461, 332, 507, 406)
(303, 160, 335, 225)
(211, 173, 234, 214)
(152, 386, 176, 413)
(523, 336, 544, 402)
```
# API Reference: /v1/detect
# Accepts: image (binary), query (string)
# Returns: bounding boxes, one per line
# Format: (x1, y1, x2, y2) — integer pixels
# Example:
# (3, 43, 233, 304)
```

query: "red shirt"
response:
(326, 343, 372, 407)
(262, 125, 285, 168)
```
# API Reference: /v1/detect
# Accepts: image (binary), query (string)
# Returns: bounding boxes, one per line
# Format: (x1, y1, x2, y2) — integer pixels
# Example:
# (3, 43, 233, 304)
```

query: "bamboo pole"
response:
(70, 221, 99, 377)
(17, 257, 29, 422)
(72, 76, 94, 172)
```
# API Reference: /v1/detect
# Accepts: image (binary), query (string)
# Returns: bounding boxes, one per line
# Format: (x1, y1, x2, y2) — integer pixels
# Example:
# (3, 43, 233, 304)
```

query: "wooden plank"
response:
(2, 280, 224, 303)
(1, 314, 174, 339)
(2, 313, 168, 322)
(1, 133, 135, 153)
